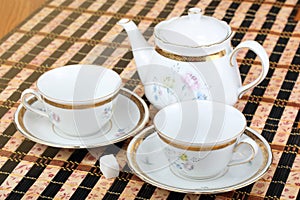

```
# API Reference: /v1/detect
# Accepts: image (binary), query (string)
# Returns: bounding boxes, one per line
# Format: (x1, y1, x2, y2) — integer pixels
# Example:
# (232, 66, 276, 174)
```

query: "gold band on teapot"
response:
(155, 46, 226, 62)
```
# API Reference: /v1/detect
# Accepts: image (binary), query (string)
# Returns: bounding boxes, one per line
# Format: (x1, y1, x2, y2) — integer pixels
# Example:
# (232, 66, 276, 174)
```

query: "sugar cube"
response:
(99, 154, 120, 179)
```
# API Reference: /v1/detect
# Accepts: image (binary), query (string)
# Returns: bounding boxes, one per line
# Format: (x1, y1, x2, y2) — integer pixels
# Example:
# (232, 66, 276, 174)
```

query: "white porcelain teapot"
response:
(118, 8, 269, 109)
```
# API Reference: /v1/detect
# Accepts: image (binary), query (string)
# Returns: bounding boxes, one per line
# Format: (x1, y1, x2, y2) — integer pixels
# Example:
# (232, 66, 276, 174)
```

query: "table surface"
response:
(0, 0, 299, 199)
(0, 0, 46, 39)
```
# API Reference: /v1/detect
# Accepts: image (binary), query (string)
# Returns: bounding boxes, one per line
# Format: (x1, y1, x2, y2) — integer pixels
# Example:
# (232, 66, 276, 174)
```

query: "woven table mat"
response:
(0, 0, 299, 199)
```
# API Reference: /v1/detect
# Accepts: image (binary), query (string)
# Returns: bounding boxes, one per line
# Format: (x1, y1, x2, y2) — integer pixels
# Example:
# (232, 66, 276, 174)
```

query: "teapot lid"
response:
(154, 8, 231, 47)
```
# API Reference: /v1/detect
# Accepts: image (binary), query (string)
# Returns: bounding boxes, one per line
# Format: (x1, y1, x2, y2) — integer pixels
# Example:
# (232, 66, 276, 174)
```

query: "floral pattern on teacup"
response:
(164, 148, 195, 171)
(47, 109, 60, 123)
(175, 153, 194, 171)
(102, 106, 112, 120)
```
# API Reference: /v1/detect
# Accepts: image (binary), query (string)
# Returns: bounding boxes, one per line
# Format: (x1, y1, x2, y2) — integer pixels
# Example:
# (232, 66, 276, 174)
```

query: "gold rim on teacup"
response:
(157, 131, 238, 151)
(42, 92, 119, 110)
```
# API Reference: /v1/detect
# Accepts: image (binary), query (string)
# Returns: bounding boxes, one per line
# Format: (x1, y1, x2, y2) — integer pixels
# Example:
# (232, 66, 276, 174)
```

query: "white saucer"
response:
(127, 126, 272, 194)
(14, 88, 149, 149)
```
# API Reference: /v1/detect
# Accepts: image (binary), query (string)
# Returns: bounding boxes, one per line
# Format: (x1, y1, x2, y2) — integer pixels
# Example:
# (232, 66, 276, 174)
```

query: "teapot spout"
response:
(118, 19, 153, 67)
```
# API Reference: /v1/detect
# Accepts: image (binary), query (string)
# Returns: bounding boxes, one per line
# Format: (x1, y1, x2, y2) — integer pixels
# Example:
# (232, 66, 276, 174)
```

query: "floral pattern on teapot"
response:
(143, 62, 209, 108)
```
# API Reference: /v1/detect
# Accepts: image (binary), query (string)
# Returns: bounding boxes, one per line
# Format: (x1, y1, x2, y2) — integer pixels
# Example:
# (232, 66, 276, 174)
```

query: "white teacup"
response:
(153, 100, 258, 180)
(21, 64, 122, 137)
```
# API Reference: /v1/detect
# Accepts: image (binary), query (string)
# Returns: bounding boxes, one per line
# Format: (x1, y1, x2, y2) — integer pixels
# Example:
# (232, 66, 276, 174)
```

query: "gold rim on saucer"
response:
(127, 126, 272, 194)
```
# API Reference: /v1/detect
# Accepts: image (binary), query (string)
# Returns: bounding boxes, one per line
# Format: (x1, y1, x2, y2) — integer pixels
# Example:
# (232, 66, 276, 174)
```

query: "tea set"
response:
(14, 8, 272, 194)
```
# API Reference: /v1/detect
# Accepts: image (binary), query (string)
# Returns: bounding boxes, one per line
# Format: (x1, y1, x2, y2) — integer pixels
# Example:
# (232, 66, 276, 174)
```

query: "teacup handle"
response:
(228, 137, 259, 166)
(21, 89, 49, 118)
(229, 40, 269, 98)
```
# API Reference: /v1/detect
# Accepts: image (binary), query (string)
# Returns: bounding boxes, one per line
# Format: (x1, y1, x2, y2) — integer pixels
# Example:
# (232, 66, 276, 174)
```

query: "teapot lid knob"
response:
(188, 8, 202, 20)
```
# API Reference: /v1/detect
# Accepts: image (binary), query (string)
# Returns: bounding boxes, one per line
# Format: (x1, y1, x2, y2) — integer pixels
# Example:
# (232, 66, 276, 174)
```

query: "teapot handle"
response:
(229, 41, 269, 98)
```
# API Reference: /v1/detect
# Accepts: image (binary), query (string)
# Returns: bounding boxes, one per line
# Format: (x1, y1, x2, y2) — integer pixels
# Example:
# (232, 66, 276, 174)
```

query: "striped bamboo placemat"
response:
(0, 0, 299, 199)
